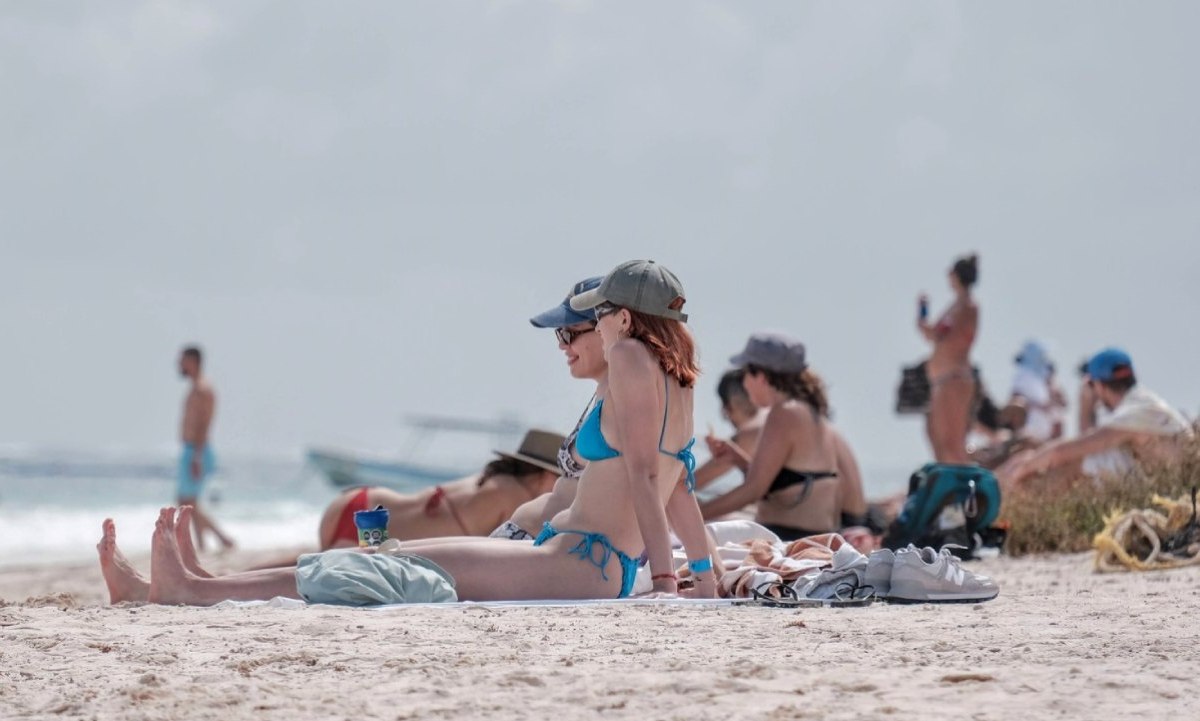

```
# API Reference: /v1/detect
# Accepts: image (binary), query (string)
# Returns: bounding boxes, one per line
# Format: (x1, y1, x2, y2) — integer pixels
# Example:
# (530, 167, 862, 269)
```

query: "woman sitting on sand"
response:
(99, 260, 717, 604)
(317, 429, 564, 548)
(386, 274, 615, 545)
(917, 253, 980, 463)
(498, 275, 611, 540)
(317, 275, 609, 549)
(696, 368, 869, 532)
(699, 332, 847, 542)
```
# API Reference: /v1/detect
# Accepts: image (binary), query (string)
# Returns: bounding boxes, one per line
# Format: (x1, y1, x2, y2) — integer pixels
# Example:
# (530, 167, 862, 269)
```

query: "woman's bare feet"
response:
(147, 507, 199, 605)
(96, 519, 150, 604)
(175, 506, 215, 578)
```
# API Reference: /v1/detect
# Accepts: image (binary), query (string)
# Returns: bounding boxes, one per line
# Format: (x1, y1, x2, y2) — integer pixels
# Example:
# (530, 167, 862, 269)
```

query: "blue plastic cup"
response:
(354, 505, 390, 547)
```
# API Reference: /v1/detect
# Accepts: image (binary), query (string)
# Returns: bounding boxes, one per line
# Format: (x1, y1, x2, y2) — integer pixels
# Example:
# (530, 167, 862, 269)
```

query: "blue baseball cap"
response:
(1085, 347, 1135, 382)
(529, 276, 603, 328)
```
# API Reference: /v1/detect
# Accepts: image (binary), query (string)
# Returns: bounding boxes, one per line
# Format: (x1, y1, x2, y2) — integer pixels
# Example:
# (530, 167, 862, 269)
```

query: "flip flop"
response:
(749, 581, 876, 608)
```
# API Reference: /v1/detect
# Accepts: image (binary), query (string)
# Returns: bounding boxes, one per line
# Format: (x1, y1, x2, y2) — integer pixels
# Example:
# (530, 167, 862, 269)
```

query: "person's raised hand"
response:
(707, 436, 749, 471)
(705, 434, 731, 458)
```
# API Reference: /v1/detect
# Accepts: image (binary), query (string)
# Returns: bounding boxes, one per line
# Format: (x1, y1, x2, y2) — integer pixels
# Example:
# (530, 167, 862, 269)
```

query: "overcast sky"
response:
(2, 1, 1197, 475)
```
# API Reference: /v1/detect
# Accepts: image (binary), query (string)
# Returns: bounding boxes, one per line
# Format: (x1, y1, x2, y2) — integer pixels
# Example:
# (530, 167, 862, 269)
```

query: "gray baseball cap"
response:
(729, 332, 807, 373)
(569, 259, 688, 322)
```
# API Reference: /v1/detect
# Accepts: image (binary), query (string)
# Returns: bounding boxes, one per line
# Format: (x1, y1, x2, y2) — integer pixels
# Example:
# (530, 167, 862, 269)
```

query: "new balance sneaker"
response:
(864, 548, 895, 599)
(888, 545, 999, 603)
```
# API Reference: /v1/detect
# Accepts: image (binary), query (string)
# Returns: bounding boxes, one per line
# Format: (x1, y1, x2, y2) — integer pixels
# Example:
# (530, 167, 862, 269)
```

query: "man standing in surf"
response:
(177, 345, 234, 552)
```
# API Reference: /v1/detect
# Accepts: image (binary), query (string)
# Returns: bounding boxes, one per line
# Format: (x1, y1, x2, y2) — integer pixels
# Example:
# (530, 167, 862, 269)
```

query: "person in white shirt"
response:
(998, 347, 1193, 487)
(1007, 340, 1067, 444)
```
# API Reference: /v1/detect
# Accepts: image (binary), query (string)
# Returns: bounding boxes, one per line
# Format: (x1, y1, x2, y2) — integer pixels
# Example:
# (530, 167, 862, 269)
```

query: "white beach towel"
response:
(214, 597, 751, 610)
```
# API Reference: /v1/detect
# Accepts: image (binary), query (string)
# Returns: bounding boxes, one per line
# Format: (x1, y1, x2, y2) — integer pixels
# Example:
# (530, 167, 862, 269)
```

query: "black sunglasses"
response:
(555, 324, 596, 345)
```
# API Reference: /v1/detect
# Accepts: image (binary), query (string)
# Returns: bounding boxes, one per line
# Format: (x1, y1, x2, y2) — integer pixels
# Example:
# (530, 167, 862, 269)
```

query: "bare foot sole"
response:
(148, 507, 197, 605)
(96, 519, 150, 604)
(175, 507, 215, 578)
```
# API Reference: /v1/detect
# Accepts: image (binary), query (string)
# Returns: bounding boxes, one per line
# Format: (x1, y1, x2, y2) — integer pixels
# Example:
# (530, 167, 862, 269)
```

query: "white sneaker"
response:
(889, 545, 999, 603)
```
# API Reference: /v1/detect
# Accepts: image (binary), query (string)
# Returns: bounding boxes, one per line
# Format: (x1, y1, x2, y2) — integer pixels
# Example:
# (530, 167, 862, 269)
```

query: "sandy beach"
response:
(2, 550, 1196, 721)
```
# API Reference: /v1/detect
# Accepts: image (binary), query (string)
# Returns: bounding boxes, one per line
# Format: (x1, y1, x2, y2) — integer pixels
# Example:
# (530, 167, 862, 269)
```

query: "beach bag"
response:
(895, 362, 930, 414)
(883, 463, 1002, 559)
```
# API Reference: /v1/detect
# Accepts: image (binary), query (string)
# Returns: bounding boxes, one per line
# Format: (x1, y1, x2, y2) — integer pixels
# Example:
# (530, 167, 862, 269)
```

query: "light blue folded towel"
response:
(296, 550, 457, 606)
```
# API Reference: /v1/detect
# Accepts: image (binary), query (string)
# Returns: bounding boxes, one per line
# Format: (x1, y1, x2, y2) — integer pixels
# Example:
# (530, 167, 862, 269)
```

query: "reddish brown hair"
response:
(626, 309, 700, 388)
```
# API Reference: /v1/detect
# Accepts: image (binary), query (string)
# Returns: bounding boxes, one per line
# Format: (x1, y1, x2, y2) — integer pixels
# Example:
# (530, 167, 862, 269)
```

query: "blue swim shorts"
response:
(177, 444, 216, 500)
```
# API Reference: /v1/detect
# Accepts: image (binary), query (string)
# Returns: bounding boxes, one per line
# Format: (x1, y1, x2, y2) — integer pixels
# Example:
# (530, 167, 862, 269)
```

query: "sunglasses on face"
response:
(555, 324, 596, 345)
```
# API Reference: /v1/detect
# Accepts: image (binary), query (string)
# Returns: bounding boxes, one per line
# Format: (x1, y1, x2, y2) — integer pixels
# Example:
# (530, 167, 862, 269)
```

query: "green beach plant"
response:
(1000, 433, 1200, 556)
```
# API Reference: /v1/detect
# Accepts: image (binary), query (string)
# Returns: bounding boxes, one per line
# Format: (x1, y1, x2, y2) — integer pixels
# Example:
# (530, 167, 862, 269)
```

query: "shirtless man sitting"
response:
(998, 347, 1194, 487)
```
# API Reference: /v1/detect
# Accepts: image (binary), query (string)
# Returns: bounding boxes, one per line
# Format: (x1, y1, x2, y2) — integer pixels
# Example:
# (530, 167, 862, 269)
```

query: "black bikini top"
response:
(766, 468, 838, 503)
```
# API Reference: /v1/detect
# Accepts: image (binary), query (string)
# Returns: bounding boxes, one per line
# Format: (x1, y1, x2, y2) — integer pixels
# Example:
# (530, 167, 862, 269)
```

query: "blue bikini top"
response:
(576, 374, 698, 493)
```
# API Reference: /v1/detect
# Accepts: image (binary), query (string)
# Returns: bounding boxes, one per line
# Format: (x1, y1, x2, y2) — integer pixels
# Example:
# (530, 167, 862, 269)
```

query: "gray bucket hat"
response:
(729, 331, 807, 374)
(569, 259, 688, 323)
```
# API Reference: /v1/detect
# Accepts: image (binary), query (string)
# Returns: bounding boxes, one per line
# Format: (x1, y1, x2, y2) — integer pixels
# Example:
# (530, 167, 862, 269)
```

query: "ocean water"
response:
(0, 452, 340, 570)
(0, 448, 914, 571)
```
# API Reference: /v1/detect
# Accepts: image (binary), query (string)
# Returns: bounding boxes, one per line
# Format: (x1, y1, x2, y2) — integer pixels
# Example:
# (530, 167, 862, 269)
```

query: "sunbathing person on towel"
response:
(316, 429, 563, 548)
(99, 260, 718, 605)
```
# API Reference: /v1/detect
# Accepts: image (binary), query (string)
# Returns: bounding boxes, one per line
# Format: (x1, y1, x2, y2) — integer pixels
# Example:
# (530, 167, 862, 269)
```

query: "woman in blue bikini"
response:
(104, 260, 715, 605)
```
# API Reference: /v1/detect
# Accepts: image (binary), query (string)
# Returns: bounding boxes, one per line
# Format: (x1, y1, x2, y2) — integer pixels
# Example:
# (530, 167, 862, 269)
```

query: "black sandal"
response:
(750, 581, 810, 607)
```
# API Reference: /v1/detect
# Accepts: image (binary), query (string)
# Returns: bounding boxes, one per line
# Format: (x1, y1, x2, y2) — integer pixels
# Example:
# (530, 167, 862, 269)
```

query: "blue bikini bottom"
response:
(533, 522, 639, 599)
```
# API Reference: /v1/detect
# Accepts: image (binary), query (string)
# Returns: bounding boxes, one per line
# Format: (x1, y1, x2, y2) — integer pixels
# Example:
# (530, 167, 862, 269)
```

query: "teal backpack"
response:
(883, 463, 1003, 558)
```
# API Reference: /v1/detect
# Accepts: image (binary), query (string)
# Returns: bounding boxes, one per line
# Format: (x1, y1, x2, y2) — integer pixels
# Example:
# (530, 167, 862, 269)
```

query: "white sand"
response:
(1, 550, 1197, 720)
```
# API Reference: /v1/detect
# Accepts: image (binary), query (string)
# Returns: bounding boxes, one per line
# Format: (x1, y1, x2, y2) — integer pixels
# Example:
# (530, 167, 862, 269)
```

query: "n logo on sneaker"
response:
(942, 564, 965, 585)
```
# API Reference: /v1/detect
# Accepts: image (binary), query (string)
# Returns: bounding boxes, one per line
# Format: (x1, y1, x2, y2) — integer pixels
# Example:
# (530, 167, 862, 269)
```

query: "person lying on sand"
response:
(997, 347, 1193, 487)
(99, 260, 717, 605)
(317, 429, 563, 548)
